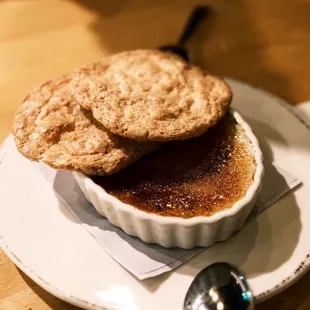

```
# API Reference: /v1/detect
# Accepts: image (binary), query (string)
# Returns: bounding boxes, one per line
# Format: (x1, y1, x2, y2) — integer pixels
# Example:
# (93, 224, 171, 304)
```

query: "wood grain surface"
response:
(1, 0, 310, 309)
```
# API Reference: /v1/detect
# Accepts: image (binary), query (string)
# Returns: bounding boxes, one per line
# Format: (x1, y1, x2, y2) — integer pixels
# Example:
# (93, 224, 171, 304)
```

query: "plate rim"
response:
(0, 239, 110, 310)
(227, 77, 310, 303)
(1, 78, 310, 309)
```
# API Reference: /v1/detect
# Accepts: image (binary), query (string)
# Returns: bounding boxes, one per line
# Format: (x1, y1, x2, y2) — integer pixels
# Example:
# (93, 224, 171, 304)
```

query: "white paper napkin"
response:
(35, 158, 300, 280)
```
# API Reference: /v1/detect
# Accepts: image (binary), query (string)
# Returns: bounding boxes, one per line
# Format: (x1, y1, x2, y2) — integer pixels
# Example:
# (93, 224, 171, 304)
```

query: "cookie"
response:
(12, 75, 159, 175)
(71, 49, 232, 141)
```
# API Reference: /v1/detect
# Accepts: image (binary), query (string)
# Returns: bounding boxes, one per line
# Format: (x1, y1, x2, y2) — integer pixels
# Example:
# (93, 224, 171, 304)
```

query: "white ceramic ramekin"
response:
(73, 110, 264, 249)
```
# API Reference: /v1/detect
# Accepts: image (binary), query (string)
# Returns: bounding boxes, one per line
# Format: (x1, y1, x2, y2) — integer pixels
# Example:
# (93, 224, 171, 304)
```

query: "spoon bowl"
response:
(184, 262, 254, 310)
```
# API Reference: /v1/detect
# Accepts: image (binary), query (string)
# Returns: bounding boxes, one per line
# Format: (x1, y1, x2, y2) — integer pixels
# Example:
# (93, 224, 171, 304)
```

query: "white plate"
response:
(1, 79, 310, 310)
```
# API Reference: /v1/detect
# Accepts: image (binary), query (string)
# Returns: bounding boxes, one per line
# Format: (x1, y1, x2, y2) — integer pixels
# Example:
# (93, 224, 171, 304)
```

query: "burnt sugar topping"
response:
(91, 113, 256, 219)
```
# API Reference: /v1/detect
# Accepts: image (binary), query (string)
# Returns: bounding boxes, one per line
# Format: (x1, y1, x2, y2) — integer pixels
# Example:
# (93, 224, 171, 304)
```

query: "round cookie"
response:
(71, 49, 232, 141)
(13, 75, 159, 176)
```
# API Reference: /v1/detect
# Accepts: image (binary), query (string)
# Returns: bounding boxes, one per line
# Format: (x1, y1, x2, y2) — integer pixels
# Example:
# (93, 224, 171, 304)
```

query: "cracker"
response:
(71, 49, 232, 141)
(13, 75, 159, 175)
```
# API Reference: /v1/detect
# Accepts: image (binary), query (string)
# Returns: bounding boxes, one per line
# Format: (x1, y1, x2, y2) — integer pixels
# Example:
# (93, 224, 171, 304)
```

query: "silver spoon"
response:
(159, 6, 210, 62)
(184, 262, 254, 310)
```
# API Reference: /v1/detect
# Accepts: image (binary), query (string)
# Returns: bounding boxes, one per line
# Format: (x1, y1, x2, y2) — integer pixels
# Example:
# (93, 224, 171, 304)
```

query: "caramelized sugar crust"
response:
(91, 113, 256, 218)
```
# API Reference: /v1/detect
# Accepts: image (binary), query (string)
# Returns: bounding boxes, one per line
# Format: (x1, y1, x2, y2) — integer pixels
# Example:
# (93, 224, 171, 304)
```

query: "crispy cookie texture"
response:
(71, 49, 232, 141)
(13, 75, 159, 175)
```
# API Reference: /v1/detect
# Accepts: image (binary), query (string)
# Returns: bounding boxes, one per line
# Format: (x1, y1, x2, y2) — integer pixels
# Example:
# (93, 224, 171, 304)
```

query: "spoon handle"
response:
(177, 6, 210, 47)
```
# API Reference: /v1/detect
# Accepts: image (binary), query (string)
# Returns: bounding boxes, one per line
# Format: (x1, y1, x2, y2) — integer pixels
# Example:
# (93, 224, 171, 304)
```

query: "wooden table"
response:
(1, 0, 310, 309)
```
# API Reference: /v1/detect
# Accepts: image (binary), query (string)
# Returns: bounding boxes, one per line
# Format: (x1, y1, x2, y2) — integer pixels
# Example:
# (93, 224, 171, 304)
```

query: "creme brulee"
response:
(91, 113, 256, 219)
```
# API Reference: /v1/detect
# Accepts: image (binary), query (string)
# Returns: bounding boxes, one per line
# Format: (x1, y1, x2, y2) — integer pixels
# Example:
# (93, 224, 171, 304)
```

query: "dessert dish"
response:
(12, 49, 263, 248)
(73, 110, 263, 248)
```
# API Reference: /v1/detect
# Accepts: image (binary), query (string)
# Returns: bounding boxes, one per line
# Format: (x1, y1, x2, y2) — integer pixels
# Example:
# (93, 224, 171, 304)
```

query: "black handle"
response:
(177, 6, 210, 47)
